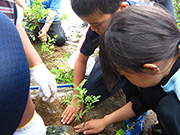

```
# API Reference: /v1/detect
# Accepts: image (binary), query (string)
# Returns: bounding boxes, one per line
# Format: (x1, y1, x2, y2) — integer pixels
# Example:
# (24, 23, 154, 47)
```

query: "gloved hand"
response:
(30, 63, 57, 102)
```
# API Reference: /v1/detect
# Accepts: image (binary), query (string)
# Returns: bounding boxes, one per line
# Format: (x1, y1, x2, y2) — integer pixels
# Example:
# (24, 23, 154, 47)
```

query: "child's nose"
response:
(91, 26, 99, 33)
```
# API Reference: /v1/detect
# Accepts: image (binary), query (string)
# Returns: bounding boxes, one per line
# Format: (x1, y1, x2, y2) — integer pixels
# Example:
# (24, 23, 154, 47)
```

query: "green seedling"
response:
(50, 67, 74, 84)
(174, 0, 180, 28)
(23, 0, 64, 56)
(62, 79, 101, 122)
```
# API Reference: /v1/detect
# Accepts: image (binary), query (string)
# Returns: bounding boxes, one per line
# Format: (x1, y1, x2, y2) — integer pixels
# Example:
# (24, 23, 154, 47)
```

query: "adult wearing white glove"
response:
(30, 63, 57, 102)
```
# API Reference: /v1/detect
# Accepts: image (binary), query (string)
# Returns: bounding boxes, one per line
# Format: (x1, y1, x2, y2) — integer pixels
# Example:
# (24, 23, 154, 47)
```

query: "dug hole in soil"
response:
(28, 0, 157, 134)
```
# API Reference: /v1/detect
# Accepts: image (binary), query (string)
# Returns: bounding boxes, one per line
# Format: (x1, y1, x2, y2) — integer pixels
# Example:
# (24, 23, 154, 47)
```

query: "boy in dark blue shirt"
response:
(61, 1, 175, 134)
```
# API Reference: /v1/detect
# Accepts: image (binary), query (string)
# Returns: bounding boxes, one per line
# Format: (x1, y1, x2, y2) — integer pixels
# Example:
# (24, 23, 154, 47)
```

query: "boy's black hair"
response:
(71, 0, 126, 16)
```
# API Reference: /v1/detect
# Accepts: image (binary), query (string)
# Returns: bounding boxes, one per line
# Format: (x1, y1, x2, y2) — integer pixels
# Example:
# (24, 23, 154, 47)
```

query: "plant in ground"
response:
(50, 67, 74, 84)
(174, 0, 180, 28)
(62, 79, 101, 122)
(23, 0, 61, 56)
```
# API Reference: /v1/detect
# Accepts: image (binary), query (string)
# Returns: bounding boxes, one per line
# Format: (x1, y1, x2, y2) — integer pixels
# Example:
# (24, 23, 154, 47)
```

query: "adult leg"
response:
(47, 21, 67, 47)
(83, 56, 125, 100)
(25, 22, 41, 43)
(0, 11, 30, 134)
(156, 94, 180, 135)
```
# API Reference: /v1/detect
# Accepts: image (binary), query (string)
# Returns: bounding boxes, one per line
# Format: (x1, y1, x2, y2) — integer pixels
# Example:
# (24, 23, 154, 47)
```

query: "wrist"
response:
(30, 63, 45, 70)
(103, 115, 112, 127)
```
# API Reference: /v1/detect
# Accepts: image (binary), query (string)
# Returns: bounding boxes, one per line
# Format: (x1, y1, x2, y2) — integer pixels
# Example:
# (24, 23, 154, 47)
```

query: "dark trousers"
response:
(26, 21, 67, 47)
(123, 80, 180, 135)
(156, 94, 180, 135)
(83, 56, 125, 100)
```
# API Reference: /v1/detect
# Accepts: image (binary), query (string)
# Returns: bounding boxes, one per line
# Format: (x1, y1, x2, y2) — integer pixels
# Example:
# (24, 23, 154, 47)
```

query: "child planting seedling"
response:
(22, 0, 67, 56)
(63, 80, 101, 122)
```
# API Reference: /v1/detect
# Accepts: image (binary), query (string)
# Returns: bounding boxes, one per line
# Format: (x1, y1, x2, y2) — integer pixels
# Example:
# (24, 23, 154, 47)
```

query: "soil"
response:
(31, 30, 157, 135)
(32, 90, 127, 135)
(29, 0, 157, 134)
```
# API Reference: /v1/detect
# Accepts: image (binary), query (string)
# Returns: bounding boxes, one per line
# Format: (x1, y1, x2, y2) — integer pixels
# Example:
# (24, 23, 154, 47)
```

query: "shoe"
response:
(148, 121, 163, 135)
(122, 112, 147, 135)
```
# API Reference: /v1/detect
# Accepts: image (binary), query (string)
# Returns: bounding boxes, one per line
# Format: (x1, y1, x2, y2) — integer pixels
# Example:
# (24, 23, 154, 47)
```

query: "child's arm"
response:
(38, 10, 57, 41)
(74, 101, 136, 134)
(61, 52, 89, 124)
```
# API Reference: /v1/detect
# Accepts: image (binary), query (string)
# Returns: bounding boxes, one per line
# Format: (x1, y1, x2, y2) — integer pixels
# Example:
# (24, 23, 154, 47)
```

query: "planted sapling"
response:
(62, 79, 101, 122)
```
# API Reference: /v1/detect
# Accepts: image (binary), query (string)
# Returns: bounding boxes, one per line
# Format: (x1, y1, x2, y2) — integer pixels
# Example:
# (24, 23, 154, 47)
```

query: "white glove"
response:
(30, 63, 57, 102)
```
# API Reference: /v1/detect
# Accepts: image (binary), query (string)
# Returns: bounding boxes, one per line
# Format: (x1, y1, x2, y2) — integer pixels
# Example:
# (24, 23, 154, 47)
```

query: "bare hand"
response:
(38, 30, 47, 42)
(61, 98, 84, 124)
(74, 119, 106, 134)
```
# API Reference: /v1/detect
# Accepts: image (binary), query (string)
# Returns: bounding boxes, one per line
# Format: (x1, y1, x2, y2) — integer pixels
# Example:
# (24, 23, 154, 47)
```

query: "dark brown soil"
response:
(33, 90, 126, 135)
(31, 43, 157, 135)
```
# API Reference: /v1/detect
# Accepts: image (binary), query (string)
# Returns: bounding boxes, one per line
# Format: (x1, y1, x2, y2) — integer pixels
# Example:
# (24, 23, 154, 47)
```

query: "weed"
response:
(174, 0, 180, 28)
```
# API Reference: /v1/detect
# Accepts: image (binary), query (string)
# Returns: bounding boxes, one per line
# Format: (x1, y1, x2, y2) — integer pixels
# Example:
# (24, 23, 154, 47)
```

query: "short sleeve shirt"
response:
(80, 1, 147, 57)
(30, 0, 61, 22)
(0, 0, 16, 24)
(80, 26, 100, 56)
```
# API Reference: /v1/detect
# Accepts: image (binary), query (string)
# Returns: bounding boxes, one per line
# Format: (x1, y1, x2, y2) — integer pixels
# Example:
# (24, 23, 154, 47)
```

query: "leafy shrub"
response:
(174, 0, 180, 28)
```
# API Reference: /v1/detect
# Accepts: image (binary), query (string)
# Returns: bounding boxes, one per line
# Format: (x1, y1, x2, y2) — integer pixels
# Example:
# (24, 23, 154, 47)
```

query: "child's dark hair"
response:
(71, 0, 126, 16)
(100, 5, 180, 91)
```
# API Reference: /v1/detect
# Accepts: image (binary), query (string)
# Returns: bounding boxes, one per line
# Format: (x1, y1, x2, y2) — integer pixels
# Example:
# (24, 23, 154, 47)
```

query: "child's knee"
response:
(55, 35, 67, 47)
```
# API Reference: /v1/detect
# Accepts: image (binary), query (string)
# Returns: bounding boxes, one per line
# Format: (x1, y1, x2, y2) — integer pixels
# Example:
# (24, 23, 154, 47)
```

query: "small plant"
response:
(23, 0, 50, 39)
(50, 67, 74, 84)
(23, 0, 56, 56)
(116, 122, 135, 135)
(62, 80, 101, 122)
(59, 14, 68, 20)
(174, 0, 180, 28)
(116, 129, 125, 135)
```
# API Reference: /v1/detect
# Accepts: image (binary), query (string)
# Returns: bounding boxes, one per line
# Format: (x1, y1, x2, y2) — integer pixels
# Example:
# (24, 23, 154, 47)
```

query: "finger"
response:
(40, 85, 51, 98)
(49, 96, 55, 103)
(83, 129, 98, 135)
(74, 122, 85, 130)
(61, 109, 70, 123)
(42, 96, 49, 102)
(38, 33, 44, 39)
(61, 106, 72, 118)
(66, 113, 76, 124)
(62, 111, 74, 124)
(48, 80, 57, 94)
(38, 88, 43, 97)
(61, 109, 67, 118)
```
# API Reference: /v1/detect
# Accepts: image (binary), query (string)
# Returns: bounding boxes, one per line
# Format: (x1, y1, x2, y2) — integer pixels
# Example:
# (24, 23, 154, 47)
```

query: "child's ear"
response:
(143, 63, 159, 74)
(119, 2, 129, 10)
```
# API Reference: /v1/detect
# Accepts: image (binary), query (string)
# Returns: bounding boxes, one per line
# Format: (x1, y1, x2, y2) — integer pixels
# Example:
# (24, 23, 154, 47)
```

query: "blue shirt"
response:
(30, 0, 61, 22)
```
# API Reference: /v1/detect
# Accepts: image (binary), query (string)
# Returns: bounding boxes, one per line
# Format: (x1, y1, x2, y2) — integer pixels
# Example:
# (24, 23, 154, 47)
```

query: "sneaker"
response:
(122, 112, 147, 135)
(148, 121, 163, 135)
